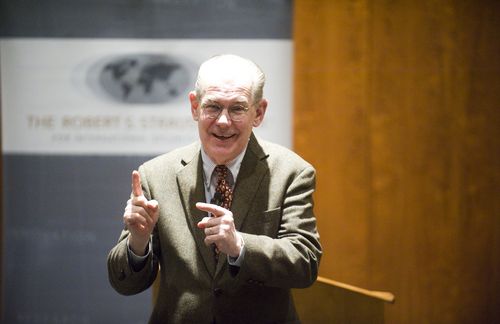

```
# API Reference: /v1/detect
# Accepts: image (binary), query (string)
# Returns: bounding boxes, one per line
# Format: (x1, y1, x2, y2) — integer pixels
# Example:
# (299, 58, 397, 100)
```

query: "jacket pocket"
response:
(243, 207, 281, 237)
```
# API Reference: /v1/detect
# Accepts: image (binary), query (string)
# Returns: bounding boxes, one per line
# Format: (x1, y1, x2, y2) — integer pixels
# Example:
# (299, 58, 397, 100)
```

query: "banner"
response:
(1, 1, 293, 323)
(1, 39, 292, 155)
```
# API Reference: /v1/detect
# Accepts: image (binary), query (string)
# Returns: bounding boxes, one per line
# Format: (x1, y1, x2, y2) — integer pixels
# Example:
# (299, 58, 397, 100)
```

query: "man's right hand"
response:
(123, 170, 159, 256)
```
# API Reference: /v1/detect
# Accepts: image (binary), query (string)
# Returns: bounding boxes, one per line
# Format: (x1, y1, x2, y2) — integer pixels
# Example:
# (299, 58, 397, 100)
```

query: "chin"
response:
(205, 143, 237, 163)
(212, 149, 236, 164)
(203, 134, 246, 163)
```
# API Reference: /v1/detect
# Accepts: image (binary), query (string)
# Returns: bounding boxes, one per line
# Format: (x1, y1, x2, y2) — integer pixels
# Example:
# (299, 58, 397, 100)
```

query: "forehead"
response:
(201, 85, 252, 104)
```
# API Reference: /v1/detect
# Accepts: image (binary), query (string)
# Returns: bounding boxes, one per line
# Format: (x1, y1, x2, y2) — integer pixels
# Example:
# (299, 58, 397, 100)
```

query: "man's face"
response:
(190, 77, 266, 165)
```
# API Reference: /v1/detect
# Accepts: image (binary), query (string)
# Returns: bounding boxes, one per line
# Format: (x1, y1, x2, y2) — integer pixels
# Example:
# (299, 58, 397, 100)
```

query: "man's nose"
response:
(216, 109, 231, 125)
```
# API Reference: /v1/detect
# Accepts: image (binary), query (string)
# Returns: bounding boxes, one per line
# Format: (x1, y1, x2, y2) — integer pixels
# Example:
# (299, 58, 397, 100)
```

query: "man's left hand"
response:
(196, 202, 243, 258)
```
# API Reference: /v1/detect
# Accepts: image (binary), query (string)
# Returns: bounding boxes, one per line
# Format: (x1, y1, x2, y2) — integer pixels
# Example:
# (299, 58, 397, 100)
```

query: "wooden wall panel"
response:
(293, 0, 500, 323)
(294, 0, 372, 287)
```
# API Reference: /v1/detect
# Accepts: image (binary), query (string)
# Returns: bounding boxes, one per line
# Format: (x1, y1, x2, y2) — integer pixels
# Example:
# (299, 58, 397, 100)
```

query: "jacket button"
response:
(214, 288, 223, 297)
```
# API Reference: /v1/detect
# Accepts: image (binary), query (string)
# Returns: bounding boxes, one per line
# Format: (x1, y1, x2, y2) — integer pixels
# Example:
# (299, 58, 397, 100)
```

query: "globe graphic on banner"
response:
(97, 54, 194, 104)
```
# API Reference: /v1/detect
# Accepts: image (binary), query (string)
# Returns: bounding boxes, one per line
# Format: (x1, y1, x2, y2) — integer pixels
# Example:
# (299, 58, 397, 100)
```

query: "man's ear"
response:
(189, 91, 200, 121)
(252, 99, 268, 127)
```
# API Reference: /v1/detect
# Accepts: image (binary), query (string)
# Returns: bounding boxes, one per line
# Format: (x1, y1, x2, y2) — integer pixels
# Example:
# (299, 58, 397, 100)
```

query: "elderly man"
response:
(107, 54, 322, 323)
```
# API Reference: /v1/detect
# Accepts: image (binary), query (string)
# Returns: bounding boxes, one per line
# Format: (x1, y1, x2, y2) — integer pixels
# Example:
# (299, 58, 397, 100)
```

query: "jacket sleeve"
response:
(107, 166, 160, 295)
(231, 165, 322, 288)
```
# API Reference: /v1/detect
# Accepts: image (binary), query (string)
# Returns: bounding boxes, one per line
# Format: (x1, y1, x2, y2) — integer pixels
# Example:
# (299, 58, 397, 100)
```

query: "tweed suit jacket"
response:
(107, 133, 322, 323)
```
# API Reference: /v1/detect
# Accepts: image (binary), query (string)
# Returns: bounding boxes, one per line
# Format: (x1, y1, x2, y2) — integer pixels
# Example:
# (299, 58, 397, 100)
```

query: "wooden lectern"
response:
(292, 276, 395, 323)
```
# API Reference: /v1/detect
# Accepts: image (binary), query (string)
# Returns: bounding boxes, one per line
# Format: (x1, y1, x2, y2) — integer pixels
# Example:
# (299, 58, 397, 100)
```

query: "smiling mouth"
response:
(213, 133, 236, 141)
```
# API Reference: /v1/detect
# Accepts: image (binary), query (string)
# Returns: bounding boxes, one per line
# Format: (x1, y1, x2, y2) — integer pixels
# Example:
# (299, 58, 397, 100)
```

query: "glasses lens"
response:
(203, 105, 248, 121)
(204, 106, 220, 119)
(228, 107, 247, 121)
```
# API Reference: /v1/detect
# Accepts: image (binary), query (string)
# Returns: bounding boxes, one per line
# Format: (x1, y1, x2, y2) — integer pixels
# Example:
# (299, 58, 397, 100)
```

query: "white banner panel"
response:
(1, 38, 292, 155)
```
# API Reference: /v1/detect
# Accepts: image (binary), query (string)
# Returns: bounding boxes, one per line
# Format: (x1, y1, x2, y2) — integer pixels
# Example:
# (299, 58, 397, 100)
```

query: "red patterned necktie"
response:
(212, 165, 233, 210)
(211, 165, 233, 261)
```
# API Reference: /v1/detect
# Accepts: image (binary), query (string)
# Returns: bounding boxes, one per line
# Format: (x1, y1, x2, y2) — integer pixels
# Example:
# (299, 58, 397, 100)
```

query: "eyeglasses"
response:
(201, 104, 250, 122)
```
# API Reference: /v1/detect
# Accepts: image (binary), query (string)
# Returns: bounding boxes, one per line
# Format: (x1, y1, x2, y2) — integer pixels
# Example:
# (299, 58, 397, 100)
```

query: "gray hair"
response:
(194, 54, 266, 104)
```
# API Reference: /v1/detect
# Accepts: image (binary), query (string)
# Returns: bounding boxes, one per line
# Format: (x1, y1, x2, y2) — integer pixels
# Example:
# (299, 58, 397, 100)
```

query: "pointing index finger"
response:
(131, 170, 143, 197)
(196, 202, 226, 217)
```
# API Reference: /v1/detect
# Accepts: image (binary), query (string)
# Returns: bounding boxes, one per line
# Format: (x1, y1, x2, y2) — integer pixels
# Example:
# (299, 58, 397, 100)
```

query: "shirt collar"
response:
(201, 144, 247, 188)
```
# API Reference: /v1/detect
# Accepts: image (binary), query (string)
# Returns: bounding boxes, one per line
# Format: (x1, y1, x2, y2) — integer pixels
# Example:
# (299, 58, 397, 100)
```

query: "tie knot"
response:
(214, 165, 229, 179)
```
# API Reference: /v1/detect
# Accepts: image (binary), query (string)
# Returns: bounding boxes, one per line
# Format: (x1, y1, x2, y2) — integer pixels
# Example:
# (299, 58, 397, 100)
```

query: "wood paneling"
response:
(293, 0, 500, 323)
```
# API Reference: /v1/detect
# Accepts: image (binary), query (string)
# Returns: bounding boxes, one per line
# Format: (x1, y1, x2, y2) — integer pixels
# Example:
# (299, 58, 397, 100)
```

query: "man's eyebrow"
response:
(233, 100, 249, 106)
(202, 99, 220, 105)
(202, 98, 250, 106)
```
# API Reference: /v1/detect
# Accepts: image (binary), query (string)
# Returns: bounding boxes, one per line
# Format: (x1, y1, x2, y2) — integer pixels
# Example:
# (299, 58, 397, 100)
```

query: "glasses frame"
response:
(201, 103, 251, 122)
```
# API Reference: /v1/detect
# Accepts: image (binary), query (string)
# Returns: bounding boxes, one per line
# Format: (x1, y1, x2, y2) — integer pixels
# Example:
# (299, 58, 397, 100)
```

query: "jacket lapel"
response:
(215, 134, 269, 276)
(231, 134, 269, 230)
(177, 145, 216, 278)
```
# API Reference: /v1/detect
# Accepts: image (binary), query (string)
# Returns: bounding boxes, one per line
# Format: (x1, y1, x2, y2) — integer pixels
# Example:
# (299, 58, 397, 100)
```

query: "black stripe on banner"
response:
(2, 154, 154, 322)
(0, 0, 292, 39)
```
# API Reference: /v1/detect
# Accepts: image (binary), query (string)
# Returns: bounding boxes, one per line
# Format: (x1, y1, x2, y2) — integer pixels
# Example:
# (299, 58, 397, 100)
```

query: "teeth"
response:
(215, 134, 233, 139)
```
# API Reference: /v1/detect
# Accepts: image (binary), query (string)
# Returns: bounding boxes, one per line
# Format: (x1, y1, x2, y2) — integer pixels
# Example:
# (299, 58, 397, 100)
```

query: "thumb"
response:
(147, 200, 159, 211)
(197, 217, 210, 229)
